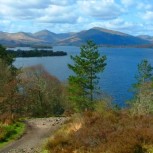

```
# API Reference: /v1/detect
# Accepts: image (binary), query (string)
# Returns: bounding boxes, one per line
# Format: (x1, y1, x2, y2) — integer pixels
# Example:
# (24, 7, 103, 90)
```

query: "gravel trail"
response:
(0, 117, 67, 153)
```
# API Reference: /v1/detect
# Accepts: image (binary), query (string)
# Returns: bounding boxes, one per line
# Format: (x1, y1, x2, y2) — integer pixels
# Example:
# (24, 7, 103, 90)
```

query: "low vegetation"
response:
(44, 41, 153, 153)
(1, 41, 153, 153)
(0, 122, 25, 149)
(129, 59, 153, 116)
(0, 44, 67, 147)
(45, 110, 153, 153)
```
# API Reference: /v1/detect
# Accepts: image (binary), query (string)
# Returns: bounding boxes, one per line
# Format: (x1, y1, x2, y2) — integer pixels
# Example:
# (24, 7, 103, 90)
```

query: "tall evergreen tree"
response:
(68, 40, 106, 111)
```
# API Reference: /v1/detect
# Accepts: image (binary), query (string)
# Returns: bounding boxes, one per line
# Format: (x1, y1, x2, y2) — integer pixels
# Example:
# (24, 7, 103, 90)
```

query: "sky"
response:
(1, 0, 153, 35)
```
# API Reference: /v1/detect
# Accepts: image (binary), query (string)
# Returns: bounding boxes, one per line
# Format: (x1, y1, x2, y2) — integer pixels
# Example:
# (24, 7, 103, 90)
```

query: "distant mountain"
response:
(0, 27, 151, 47)
(33, 30, 58, 43)
(0, 31, 45, 46)
(33, 30, 74, 43)
(57, 27, 150, 46)
(137, 35, 153, 42)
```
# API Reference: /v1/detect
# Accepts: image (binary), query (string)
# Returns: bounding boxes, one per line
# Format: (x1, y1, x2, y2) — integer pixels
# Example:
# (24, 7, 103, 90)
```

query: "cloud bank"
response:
(0, 0, 153, 35)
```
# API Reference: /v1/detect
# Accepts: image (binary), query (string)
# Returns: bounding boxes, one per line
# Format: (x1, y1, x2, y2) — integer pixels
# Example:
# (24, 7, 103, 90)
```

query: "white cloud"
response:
(78, 0, 123, 20)
(137, 3, 153, 10)
(80, 18, 145, 36)
(0, 0, 123, 23)
(121, 0, 136, 7)
(37, 5, 78, 23)
(77, 16, 91, 23)
(0, 0, 51, 9)
(0, 19, 12, 32)
(88, 18, 134, 31)
(49, 0, 76, 6)
(0, 0, 78, 22)
(0, 0, 153, 35)
(0, 5, 42, 20)
(142, 11, 153, 20)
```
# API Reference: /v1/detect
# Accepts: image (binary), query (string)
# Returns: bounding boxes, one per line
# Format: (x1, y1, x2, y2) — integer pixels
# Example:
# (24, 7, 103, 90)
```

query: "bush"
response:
(0, 124, 16, 142)
(0, 124, 6, 141)
(45, 111, 153, 153)
(0, 122, 25, 143)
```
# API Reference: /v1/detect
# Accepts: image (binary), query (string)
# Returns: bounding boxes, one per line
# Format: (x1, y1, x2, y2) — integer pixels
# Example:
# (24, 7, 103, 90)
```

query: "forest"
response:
(7, 49, 67, 57)
(1, 41, 153, 153)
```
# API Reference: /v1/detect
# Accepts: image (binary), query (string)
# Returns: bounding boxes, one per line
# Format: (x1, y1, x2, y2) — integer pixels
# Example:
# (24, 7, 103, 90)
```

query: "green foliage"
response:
(129, 59, 153, 116)
(0, 45, 14, 66)
(7, 49, 67, 57)
(94, 100, 111, 115)
(137, 59, 153, 84)
(0, 122, 25, 148)
(68, 40, 106, 111)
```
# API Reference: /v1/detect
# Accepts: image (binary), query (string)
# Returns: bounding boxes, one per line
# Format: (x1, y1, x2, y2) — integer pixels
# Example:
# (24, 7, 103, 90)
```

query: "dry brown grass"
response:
(45, 110, 153, 153)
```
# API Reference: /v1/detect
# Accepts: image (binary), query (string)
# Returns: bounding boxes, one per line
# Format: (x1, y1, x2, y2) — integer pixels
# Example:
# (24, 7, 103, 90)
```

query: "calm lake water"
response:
(13, 46, 153, 106)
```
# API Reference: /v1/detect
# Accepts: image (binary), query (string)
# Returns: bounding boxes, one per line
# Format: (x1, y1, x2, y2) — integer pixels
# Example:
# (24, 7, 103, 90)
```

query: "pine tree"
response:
(68, 40, 106, 111)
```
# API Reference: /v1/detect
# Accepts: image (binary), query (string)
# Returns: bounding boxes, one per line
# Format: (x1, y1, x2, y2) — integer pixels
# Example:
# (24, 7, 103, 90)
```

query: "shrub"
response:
(0, 124, 6, 141)
(0, 122, 24, 143)
(45, 111, 153, 153)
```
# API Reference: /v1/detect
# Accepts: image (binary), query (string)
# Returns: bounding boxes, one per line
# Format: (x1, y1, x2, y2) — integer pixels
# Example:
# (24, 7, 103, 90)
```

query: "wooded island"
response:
(7, 49, 67, 57)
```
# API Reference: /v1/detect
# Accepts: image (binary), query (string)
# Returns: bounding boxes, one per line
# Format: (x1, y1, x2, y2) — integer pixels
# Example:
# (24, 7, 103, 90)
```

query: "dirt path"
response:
(0, 117, 68, 153)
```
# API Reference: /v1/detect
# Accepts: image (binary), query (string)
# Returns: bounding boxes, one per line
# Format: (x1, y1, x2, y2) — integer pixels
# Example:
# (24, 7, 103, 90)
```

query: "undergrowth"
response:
(45, 110, 153, 153)
(0, 122, 25, 149)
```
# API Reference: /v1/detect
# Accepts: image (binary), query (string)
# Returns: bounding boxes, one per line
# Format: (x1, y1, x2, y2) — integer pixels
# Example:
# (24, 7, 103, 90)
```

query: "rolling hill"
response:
(57, 27, 150, 46)
(0, 31, 45, 46)
(137, 35, 153, 43)
(0, 27, 151, 47)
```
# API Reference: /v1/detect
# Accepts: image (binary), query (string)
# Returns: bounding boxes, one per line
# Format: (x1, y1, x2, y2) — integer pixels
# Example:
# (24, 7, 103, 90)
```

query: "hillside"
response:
(33, 30, 59, 43)
(137, 35, 153, 42)
(0, 27, 151, 47)
(58, 27, 150, 46)
(33, 30, 74, 44)
(0, 32, 45, 46)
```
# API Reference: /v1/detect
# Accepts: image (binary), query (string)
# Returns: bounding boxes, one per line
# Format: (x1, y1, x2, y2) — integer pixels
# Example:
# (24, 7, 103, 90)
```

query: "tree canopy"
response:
(130, 59, 153, 115)
(68, 40, 106, 111)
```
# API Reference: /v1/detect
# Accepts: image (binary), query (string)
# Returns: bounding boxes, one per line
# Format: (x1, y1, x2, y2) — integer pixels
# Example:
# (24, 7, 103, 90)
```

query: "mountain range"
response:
(0, 27, 152, 47)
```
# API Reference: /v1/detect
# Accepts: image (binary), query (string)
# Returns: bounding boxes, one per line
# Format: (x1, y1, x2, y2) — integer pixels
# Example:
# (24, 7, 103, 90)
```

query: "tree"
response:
(137, 59, 153, 82)
(0, 45, 14, 66)
(68, 40, 106, 111)
(0, 45, 20, 122)
(129, 59, 153, 115)
(20, 65, 65, 116)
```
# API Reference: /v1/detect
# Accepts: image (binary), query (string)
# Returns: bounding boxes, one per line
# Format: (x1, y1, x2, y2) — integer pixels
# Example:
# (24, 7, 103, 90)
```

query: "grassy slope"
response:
(0, 122, 26, 149)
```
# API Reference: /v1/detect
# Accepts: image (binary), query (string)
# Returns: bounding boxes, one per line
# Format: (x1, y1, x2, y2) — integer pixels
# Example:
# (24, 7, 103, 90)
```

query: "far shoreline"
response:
(5, 44, 153, 49)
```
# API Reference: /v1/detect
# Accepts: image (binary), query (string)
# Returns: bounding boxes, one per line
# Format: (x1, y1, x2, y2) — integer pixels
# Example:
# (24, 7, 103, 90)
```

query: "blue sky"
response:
(0, 0, 153, 35)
